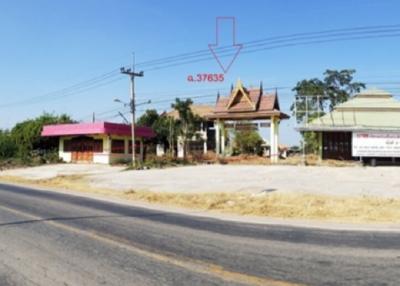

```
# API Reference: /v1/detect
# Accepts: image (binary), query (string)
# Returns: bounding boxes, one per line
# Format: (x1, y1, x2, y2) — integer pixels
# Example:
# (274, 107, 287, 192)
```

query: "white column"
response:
(103, 136, 111, 164)
(58, 138, 64, 157)
(220, 122, 225, 155)
(274, 118, 279, 162)
(215, 120, 220, 155)
(202, 122, 207, 155)
(104, 136, 111, 154)
(177, 136, 184, 158)
(203, 134, 208, 155)
(270, 117, 279, 163)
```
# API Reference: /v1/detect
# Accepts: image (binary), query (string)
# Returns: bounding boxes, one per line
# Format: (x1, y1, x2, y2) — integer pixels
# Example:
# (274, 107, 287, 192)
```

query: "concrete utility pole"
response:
(120, 59, 144, 165)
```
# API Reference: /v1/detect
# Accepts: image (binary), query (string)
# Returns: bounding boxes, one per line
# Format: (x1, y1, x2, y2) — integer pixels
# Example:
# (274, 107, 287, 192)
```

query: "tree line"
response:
(0, 113, 74, 165)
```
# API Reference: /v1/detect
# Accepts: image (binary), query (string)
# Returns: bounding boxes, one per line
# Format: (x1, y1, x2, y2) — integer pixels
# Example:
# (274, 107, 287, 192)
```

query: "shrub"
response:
(0, 130, 16, 160)
(233, 130, 263, 155)
(125, 155, 194, 170)
(11, 112, 73, 161)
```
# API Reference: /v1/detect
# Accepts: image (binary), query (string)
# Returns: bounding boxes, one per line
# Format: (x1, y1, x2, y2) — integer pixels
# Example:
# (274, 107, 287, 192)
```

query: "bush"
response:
(125, 155, 194, 170)
(303, 131, 320, 154)
(0, 130, 17, 160)
(11, 112, 73, 161)
(233, 130, 263, 155)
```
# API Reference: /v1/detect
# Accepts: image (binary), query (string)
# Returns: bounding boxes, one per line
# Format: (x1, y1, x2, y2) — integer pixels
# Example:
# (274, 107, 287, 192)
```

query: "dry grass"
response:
(193, 153, 360, 167)
(217, 154, 271, 165)
(1, 174, 399, 223)
(123, 191, 400, 223)
(281, 154, 361, 167)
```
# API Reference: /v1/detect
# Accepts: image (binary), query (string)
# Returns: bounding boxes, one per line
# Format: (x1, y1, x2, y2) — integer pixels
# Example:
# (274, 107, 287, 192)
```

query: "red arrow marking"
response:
(209, 17, 243, 74)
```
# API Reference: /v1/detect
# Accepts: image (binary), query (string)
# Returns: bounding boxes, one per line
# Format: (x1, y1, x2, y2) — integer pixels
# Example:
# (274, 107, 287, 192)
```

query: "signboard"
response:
(352, 132, 400, 157)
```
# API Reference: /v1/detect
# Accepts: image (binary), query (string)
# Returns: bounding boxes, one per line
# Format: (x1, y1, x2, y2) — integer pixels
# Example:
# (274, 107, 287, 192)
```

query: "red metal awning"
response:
(41, 122, 155, 138)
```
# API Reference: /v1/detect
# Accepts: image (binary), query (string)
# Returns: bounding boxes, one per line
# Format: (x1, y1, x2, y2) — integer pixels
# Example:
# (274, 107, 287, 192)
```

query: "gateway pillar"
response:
(270, 117, 280, 163)
(215, 120, 221, 155)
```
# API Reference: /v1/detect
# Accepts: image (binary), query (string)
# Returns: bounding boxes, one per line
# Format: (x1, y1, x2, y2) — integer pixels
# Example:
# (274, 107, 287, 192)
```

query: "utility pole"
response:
(120, 56, 144, 165)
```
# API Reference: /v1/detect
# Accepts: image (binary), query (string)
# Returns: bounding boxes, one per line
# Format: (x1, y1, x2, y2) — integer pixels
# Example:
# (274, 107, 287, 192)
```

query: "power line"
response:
(0, 73, 123, 108)
(143, 30, 400, 72)
(134, 24, 400, 68)
(4, 24, 400, 108)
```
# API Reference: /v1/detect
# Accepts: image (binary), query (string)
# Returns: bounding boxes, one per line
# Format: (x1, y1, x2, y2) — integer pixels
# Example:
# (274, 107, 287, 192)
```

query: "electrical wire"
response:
(143, 31, 400, 72)
(0, 73, 123, 108)
(3, 24, 400, 108)
(135, 24, 400, 68)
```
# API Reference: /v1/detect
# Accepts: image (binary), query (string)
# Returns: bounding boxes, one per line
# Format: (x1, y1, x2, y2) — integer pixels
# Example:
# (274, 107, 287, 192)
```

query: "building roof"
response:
(166, 104, 214, 120)
(298, 88, 400, 132)
(206, 80, 290, 120)
(41, 122, 155, 138)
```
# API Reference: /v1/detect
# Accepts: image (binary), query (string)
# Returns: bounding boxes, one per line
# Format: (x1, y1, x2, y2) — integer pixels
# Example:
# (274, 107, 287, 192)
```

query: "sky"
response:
(1, 0, 400, 145)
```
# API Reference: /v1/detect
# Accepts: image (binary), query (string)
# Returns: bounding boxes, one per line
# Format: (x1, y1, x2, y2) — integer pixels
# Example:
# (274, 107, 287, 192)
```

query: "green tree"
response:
(291, 69, 365, 123)
(0, 130, 16, 160)
(11, 112, 74, 160)
(324, 69, 366, 110)
(233, 129, 263, 155)
(137, 109, 159, 127)
(291, 78, 326, 123)
(290, 69, 365, 153)
(137, 109, 178, 153)
(171, 98, 202, 159)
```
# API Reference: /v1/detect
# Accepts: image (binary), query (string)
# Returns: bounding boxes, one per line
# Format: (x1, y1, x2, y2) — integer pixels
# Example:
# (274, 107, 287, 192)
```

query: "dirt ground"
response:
(1, 163, 400, 198)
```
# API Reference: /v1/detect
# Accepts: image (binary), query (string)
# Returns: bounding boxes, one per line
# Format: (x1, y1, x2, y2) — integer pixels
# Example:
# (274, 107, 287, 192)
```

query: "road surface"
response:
(0, 183, 399, 286)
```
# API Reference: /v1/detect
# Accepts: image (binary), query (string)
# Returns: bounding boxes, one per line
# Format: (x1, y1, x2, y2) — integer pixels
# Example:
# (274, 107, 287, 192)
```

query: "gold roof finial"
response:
(235, 78, 243, 90)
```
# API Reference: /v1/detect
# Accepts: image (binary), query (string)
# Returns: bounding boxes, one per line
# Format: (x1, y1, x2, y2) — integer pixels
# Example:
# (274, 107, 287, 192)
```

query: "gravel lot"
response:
(2, 163, 400, 198)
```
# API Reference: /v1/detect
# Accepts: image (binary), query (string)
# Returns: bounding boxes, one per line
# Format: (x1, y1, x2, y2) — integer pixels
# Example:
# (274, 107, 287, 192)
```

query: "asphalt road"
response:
(0, 183, 400, 286)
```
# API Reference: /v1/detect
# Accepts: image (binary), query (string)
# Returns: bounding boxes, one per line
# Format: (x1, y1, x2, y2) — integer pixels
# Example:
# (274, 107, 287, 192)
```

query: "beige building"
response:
(299, 88, 400, 163)
(41, 122, 155, 164)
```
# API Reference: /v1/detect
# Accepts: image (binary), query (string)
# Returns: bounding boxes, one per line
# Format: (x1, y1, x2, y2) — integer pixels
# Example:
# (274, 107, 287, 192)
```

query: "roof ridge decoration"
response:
(255, 81, 263, 110)
(273, 88, 280, 111)
(226, 78, 256, 111)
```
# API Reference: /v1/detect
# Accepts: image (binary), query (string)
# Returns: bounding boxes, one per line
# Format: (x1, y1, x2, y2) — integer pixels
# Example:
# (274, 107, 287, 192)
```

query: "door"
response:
(322, 132, 352, 160)
(65, 137, 103, 163)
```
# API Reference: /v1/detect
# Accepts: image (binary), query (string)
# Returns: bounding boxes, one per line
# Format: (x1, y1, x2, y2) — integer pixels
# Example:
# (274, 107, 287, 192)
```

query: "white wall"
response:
(57, 135, 136, 164)
(59, 138, 72, 162)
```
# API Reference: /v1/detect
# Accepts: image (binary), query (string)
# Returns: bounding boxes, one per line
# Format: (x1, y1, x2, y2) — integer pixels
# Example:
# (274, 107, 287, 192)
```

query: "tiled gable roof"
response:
(214, 88, 277, 113)
(208, 81, 289, 120)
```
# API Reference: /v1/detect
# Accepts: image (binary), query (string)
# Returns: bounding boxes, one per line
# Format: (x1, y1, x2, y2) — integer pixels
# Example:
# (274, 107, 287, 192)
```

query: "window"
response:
(63, 137, 103, 153)
(111, 140, 125, 154)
